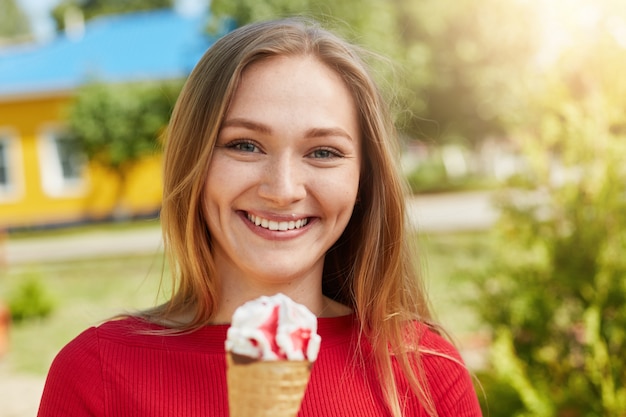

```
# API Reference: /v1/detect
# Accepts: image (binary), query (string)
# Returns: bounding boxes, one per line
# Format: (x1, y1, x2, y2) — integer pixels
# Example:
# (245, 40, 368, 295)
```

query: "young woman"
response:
(38, 18, 482, 417)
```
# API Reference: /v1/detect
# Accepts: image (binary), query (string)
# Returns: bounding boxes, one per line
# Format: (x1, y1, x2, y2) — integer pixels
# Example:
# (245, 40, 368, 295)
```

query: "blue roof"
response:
(0, 9, 224, 98)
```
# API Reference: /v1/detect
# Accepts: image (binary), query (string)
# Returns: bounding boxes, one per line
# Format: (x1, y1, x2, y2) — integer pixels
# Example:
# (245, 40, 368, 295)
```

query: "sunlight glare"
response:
(531, 0, 626, 69)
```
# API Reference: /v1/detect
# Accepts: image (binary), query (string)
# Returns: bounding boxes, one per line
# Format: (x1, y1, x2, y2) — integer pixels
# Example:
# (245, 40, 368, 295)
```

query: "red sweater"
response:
(38, 315, 481, 416)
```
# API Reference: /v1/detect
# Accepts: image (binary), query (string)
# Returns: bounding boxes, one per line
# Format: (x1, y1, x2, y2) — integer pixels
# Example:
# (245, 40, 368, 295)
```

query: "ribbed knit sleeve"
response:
(37, 327, 105, 416)
(301, 315, 390, 416)
(37, 318, 231, 417)
(420, 329, 482, 417)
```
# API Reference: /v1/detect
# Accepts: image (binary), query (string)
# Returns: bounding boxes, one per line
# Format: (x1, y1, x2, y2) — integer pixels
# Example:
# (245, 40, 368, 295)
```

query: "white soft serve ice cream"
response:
(225, 293, 321, 361)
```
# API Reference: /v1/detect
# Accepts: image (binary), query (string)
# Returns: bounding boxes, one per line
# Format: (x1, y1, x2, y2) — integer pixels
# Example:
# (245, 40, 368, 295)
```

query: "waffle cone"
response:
(226, 353, 311, 417)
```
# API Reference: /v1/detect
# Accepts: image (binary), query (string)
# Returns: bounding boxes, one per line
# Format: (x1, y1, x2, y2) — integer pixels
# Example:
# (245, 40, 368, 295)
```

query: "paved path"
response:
(0, 191, 497, 416)
(0, 364, 45, 417)
(408, 190, 497, 232)
(3, 227, 164, 266)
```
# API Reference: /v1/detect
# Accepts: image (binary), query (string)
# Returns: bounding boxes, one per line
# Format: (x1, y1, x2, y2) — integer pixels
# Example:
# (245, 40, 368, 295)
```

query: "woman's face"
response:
(203, 55, 361, 290)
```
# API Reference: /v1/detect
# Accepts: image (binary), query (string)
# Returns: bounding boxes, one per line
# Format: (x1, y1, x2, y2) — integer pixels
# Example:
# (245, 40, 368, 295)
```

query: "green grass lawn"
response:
(0, 229, 492, 376)
(0, 253, 169, 374)
(418, 231, 492, 337)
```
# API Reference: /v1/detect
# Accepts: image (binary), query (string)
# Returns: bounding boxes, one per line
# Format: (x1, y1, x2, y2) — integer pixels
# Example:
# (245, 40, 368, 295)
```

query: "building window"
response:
(55, 136, 83, 182)
(0, 140, 8, 188)
(38, 129, 87, 197)
(0, 131, 23, 201)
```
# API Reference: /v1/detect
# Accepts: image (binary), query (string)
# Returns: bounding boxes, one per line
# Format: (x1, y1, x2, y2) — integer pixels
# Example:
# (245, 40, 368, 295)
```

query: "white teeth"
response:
(247, 214, 309, 231)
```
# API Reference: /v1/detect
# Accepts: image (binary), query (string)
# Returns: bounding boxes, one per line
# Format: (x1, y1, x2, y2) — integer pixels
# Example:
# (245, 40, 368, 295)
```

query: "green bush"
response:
(470, 33, 626, 416)
(8, 276, 55, 322)
(475, 370, 524, 415)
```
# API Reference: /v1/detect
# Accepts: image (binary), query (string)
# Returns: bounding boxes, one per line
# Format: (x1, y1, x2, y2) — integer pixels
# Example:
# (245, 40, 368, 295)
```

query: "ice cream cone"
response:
(227, 353, 311, 417)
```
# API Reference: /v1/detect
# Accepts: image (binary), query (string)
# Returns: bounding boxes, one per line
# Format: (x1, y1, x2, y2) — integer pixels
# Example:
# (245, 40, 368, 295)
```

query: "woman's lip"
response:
(246, 213, 310, 231)
(241, 210, 311, 222)
(237, 211, 315, 238)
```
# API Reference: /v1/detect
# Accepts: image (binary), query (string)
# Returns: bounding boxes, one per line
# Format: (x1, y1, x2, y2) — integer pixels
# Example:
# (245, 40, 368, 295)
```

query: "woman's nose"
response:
(258, 156, 306, 205)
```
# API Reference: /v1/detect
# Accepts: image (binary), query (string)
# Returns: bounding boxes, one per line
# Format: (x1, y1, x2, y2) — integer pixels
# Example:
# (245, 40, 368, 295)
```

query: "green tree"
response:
(212, 0, 401, 51)
(52, 0, 173, 31)
(64, 81, 181, 215)
(392, 0, 538, 145)
(0, 0, 31, 42)
(473, 11, 626, 416)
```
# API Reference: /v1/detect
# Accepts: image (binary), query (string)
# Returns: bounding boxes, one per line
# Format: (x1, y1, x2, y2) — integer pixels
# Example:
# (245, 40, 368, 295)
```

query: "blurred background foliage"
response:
(2, 0, 626, 415)
(0, 0, 31, 42)
(50, 0, 174, 30)
(471, 14, 626, 413)
(7, 275, 55, 323)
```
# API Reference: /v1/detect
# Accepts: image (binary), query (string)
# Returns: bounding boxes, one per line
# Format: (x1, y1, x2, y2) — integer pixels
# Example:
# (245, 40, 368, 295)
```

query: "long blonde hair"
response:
(148, 18, 440, 416)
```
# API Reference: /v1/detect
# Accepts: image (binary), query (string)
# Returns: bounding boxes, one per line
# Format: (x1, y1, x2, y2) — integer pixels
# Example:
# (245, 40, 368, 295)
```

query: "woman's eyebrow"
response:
(304, 127, 354, 142)
(221, 118, 272, 134)
(222, 118, 354, 142)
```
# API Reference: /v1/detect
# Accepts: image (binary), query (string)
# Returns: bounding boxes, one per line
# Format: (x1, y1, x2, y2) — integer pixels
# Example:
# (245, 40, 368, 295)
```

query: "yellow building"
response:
(0, 9, 220, 230)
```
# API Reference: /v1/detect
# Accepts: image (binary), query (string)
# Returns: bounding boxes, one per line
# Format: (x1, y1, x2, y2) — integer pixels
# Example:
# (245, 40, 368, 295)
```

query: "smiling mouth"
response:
(246, 213, 310, 231)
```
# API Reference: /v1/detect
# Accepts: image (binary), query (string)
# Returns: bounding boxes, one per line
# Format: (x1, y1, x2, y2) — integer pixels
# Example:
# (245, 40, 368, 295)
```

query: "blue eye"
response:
(309, 148, 342, 159)
(227, 140, 259, 153)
